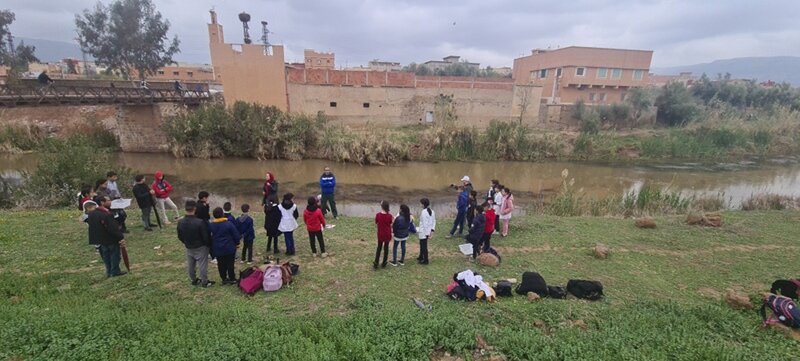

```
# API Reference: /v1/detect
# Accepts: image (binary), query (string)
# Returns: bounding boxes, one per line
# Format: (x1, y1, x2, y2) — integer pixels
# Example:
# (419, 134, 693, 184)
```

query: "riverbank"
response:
(0, 209, 797, 359)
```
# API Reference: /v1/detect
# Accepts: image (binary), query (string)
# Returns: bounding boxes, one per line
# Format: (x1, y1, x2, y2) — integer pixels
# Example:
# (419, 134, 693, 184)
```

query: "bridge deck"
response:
(0, 85, 211, 107)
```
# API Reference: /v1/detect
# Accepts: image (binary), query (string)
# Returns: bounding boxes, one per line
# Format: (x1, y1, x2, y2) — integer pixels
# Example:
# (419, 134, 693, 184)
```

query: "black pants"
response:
(481, 232, 492, 253)
(495, 215, 500, 232)
(418, 237, 429, 263)
(471, 237, 482, 259)
(267, 235, 279, 253)
(309, 231, 325, 254)
(241, 242, 253, 262)
(216, 254, 235, 281)
(374, 242, 389, 266)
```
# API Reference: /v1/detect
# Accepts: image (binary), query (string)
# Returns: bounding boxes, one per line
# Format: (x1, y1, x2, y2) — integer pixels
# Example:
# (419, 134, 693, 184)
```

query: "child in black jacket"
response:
(132, 175, 155, 231)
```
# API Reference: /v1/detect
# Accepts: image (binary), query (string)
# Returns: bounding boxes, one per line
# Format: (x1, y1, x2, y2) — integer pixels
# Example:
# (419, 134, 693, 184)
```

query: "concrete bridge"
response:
(0, 79, 211, 107)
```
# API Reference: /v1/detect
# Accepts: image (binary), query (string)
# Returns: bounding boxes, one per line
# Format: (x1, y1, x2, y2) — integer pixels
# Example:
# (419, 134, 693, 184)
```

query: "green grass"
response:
(1, 209, 799, 360)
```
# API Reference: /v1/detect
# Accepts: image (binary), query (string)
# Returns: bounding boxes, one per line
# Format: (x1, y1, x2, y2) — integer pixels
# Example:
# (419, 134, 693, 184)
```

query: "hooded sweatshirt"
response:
(303, 204, 326, 232)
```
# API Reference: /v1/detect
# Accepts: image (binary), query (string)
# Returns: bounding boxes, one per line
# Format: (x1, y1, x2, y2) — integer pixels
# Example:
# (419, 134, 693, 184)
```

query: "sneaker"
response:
(191, 278, 200, 286)
(399, 261, 405, 266)
(312, 253, 318, 258)
(390, 262, 398, 267)
(210, 258, 218, 264)
(164, 221, 172, 225)
(420, 261, 429, 265)
(111, 271, 127, 277)
(202, 281, 215, 288)
(173, 216, 180, 221)
(373, 262, 378, 270)
(223, 279, 237, 285)
(321, 253, 328, 258)
(246, 261, 253, 265)
(381, 262, 387, 268)
(144, 227, 153, 232)
(445, 234, 453, 239)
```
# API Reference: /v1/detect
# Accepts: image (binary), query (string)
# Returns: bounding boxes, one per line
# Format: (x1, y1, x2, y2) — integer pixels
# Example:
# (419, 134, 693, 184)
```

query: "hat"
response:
(461, 175, 471, 182)
(154, 170, 163, 179)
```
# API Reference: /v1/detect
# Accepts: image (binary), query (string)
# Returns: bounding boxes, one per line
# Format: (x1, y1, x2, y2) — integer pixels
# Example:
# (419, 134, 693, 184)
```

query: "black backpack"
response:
(515, 272, 548, 296)
(547, 285, 567, 299)
(567, 279, 604, 300)
(494, 281, 513, 297)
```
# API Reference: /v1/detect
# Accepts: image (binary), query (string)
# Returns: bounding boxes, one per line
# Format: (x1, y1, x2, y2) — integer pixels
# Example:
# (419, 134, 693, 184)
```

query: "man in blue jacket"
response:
(208, 207, 241, 285)
(447, 185, 470, 238)
(319, 166, 339, 219)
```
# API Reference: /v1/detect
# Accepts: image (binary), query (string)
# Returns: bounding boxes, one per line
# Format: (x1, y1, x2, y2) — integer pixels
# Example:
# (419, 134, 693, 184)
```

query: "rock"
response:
(527, 292, 541, 302)
(686, 214, 704, 225)
(533, 319, 546, 328)
(725, 289, 753, 310)
(687, 213, 722, 227)
(594, 243, 610, 259)
(635, 217, 657, 229)
(478, 253, 500, 267)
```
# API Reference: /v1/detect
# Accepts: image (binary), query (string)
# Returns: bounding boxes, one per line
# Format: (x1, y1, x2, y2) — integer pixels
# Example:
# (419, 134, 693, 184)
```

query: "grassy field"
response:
(1, 209, 798, 360)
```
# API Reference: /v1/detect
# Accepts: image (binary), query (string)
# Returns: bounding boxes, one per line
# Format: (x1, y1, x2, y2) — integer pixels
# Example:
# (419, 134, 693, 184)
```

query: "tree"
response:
(75, 0, 180, 80)
(626, 87, 654, 124)
(655, 82, 699, 127)
(0, 10, 39, 73)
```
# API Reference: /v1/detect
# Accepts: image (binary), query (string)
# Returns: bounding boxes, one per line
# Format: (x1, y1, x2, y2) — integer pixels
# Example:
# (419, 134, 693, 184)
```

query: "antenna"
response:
(260, 21, 271, 46)
(238, 12, 252, 44)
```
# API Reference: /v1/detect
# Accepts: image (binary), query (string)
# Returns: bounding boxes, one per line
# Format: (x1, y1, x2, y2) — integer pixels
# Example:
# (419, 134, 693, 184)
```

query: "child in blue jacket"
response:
(208, 207, 241, 285)
(237, 204, 255, 264)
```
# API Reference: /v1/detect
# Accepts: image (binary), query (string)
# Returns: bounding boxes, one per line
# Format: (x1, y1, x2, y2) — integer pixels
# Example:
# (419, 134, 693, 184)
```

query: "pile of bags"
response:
(238, 262, 299, 295)
(446, 270, 604, 301)
(446, 270, 497, 302)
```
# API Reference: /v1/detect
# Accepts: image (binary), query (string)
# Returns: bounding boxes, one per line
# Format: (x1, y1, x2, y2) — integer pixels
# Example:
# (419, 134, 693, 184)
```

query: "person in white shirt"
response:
(416, 198, 436, 265)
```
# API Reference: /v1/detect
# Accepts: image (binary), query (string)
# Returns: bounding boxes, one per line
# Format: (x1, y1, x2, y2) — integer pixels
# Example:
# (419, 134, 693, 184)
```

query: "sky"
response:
(4, 0, 800, 68)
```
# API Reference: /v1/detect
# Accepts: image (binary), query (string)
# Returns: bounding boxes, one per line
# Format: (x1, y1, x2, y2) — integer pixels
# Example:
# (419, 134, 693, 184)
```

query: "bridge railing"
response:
(0, 83, 211, 107)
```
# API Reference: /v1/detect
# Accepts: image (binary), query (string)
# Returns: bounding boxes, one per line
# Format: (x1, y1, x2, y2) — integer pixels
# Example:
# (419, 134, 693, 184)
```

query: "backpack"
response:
(485, 247, 502, 262)
(239, 267, 256, 281)
(477, 253, 500, 267)
(494, 281, 513, 297)
(289, 263, 300, 276)
(761, 294, 800, 328)
(515, 272, 548, 296)
(280, 262, 293, 285)
(238, 268, 264, 295)
(547, 285, 567, 299)
(567, 279, 604, 300)
(262, 266, 283, 292)
(770, 279, 800, 300)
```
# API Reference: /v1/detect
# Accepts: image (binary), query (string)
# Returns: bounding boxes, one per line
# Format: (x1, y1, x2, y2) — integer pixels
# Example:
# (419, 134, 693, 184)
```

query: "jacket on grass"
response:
(132, 183, 152, 209)
(237, 214, 255, 244)
(208, 218, 241, 257)
(320, 173, 336, 195)
(87, 207, 124, 246)
(177, 215, 210, 249)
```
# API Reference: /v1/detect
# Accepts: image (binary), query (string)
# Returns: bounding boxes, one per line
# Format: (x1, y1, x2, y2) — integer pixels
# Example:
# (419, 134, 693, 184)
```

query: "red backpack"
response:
(238, 268, 264, 295)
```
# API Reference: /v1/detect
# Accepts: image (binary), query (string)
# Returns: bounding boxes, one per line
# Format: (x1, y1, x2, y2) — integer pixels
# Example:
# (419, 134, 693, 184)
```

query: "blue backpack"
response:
(760, 294, 800, 328)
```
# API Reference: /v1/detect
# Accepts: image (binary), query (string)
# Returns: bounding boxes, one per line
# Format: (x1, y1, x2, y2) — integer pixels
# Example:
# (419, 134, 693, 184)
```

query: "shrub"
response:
(656, 82, 699, 126)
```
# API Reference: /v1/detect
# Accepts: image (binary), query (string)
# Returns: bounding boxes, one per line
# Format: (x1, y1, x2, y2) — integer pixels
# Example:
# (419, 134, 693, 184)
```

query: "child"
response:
(208, 207, 241, 285)
(482, 201, 496, 252)
(373, 201, 393, 269)
(238, 204, 255, 264)
(499, 187, 514, 237)
(196, 191, 210, 222)
(264, 194, 282, 255)
(391, 204, 413, 266)
(223, 202, 237, 225)
(106, 171, 121, 199)
(468, 205, 486, 260)
(132, 175, 155, 231)
(466, 190, 478, 229)
(303, 196, 327, 258)
(78, 185, 95, 212)
(151, 171, 180, 225)
(493, 184, 503, 234)
(417, 198, 436, 265)
(278, 193, 299, 256)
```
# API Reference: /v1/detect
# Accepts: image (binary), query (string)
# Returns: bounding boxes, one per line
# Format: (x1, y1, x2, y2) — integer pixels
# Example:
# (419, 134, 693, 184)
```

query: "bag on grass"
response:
(239, 268, 264, 295)
(547, 285, 567, 299)
(515, 272, 548, 296)
(289, 263, 300, 276)
(494, 280, 513, 297)
(239, 267, 256, 281)
(280, 262, 293, 285)
(485, 247, 502, 263)
(262, 266, 283, 292)
(567, 279, 604, 300)
(761, 294, 800, 328)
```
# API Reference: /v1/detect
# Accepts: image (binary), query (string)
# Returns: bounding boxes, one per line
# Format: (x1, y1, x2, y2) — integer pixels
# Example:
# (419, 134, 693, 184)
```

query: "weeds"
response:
(741, 194, 800, 211)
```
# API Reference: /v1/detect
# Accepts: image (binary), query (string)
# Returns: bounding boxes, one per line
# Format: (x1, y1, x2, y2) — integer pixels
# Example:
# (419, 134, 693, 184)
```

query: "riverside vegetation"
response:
(1, 209, 798, 360)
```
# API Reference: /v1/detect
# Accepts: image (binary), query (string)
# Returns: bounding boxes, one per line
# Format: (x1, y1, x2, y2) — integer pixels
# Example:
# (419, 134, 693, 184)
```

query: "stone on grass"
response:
(527, 292, 541, 302)
(635, 217, 657, 229)
(594, 243, 610, 259)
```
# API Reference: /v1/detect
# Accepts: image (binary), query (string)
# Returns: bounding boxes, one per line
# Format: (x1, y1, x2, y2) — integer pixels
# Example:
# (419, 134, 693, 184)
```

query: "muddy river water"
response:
(2, 153, 799, 217)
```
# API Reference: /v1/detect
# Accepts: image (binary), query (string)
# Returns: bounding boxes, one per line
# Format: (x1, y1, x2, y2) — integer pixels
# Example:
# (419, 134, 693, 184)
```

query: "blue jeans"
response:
(99, 243, 122, 277)
(284, 231, 295, 254)
(392, 238, 407, 263)
(449, 209, 466, 235)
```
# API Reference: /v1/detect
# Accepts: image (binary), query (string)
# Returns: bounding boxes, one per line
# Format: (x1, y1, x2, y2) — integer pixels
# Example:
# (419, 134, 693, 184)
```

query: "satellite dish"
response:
(238, 12, 251, 22)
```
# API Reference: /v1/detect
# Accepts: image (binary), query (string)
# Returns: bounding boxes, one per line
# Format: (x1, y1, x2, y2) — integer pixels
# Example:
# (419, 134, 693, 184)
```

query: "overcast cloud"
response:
(5, 0, 800, 68)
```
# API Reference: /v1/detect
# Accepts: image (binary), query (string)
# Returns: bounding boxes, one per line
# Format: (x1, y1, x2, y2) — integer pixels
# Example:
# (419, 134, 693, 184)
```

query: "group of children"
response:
(373, 198, 437, 269)
(444, 178, 515, 261)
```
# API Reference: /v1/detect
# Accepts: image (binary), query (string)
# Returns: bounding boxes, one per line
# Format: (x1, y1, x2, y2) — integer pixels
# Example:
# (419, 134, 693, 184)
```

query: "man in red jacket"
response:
(152, 171, 181, 225)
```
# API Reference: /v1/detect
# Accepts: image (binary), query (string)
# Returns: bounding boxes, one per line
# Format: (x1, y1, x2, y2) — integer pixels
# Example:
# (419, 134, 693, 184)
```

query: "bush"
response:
(656, 82, 699, 126)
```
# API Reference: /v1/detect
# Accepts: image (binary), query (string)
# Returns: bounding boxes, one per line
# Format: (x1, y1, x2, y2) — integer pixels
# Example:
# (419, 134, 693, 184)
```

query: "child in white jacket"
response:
(416, 198, 436, 265)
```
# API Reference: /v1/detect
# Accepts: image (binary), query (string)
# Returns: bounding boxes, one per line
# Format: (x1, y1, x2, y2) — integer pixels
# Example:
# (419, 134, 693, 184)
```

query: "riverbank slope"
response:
(0, 209, 797, 359)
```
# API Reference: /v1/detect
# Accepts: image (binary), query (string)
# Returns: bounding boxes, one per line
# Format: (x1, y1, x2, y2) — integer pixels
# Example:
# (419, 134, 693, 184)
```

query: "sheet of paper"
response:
(110, 198, 132, 209)
(458, 243, 473, 255)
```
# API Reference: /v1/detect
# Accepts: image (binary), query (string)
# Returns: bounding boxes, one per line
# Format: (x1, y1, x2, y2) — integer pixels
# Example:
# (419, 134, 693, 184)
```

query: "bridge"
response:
(0, 80, 212, 107)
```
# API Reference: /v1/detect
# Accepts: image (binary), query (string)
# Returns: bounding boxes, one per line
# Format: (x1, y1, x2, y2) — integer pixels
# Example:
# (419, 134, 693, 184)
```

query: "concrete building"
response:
(648, 72, 696, 88)
(423, 56, 480, 73)
(304, 49, 335, 70)
(368, 60, 401, 72)
(148, 63, 216, 83)
(513, 46, 653, 105)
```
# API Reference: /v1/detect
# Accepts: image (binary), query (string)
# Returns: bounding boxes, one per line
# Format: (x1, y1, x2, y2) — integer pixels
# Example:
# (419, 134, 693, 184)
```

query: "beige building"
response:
(304, 49, 335, 70)
(149, 63, 216, 83)
(368, 60, 401, 72)
(423, 56, 480, 73)
(513, 46, 653, 104)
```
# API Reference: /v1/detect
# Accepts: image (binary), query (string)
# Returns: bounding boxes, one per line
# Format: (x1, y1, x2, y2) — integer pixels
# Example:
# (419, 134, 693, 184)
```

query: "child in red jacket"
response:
(482, 200, 496, 253)
(151, 171, 180, 225)
(303, 196, 327, 257)
(373, 201, 393, 269)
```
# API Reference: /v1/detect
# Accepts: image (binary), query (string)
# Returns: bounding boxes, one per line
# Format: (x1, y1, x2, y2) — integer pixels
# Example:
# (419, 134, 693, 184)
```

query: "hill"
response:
(652, 56, 800, 86)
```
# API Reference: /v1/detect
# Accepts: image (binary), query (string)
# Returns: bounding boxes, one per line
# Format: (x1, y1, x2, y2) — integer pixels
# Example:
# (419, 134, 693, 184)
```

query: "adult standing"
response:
(319, 166, 339, 219)
(499, 187, 515, 237)
(87, 195, 126, 277)
(261, 172, 279, 208)
(208, 207, 241, 285)
(132, 174, 156, 231)
(152, 171, 180, 225)
(177, 200, 214, 287)
(447, 182, 469, 238)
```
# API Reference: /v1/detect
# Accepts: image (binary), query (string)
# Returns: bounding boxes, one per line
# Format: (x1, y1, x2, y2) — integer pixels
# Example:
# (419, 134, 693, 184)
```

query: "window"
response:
(316, 60, 321, 65)
(187, 72, 194, 78)
(157, 70, 164, 75)
(611, 68, 622, 80)
(172, 71, 179, 76)
(600, 93, 607, 102)
(589, 93, 597, 101)
(538, 69, 548, 78)
(633, 69, 644, 81)
(556, 68, 562, 78)
(597, 68, 608, 79)
(363, 102, 370, 108)
(329, 101, 337, 107)
(576, 67, 586, 76)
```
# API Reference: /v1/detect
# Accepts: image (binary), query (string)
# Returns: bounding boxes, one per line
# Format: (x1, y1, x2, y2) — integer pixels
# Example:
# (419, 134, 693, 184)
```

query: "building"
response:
(148, 63, 216, 83)
(304, 49, 335, 70)
(513, 46, 653, 104)
(648, 72, 696, 88)
(423, 56, 480, 73)
(492, 67, 513, 76)
(368, 60, 401, 72)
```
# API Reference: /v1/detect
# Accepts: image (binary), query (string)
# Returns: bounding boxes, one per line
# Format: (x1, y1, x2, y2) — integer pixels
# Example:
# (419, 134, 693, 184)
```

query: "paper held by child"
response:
(324, 224, 336, 230)
(458, 243, 473, 256)
(110, 198, 132, 209)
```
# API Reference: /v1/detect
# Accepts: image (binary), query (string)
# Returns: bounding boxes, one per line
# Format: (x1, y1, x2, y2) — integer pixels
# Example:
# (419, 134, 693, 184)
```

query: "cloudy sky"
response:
(5, 0, 800, 68)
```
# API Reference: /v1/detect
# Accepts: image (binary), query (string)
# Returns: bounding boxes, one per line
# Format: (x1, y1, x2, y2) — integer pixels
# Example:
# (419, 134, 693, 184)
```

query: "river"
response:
(2, 153, 799, 217)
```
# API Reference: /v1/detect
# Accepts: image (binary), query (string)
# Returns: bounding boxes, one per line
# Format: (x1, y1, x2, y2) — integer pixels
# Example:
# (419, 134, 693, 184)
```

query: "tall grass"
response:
(422, 120, 565, 161)
(0, 119, 118, 153)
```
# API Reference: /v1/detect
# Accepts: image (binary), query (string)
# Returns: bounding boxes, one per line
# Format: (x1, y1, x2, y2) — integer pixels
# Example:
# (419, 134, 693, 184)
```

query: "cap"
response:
(461, 175, 471, 182)
(154, 170, 163, 179)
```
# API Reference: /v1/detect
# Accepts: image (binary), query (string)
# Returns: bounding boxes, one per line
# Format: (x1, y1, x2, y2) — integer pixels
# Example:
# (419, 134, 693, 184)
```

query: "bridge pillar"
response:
(114, 103, 179, 152)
